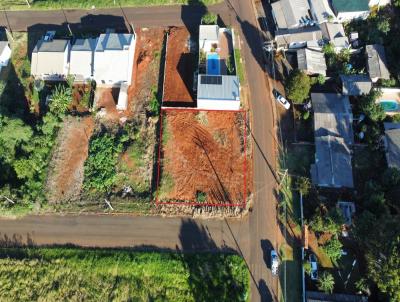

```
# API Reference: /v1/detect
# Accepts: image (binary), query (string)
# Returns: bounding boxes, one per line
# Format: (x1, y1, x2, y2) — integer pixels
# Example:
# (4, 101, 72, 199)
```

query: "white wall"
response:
(0, 44, 11, 67)
(336, 11, 369, 22)
(197, 98, 240, 110)
(369, 0, 391, 7)
(69, 51, 93, 81)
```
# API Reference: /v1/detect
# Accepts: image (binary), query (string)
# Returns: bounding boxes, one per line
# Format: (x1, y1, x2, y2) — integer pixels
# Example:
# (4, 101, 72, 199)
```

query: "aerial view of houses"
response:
(0, 0, 400, 301)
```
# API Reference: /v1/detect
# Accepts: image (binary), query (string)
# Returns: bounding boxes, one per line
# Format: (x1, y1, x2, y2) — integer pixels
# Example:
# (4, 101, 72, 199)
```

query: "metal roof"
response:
(384, 123, 400, 169)
(33, 39, 69, 53)
(312, 93, 354, 145)
(311, 135, 354, 188)
(275, 26, 323, 46)
(72, 38, 97, 51)
(96, 33, 133, 51)
(197, 74, 240, 101)
(366, 44, 390, 80)
(297, 48, 327, 75)
(332, 0, 369, 12)
(340, 74, 372, 96)
(271, 0, 310, 29)
(320, 22, 350, 48)
(199, 25, 219, 41)
(309, 0, 335, 23)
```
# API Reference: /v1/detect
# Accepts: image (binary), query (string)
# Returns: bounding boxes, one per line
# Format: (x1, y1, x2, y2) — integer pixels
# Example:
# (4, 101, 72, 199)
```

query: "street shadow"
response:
(0, 232, 35, 247)
(181, 0, 208, 36)
(258, 279, 274, 302)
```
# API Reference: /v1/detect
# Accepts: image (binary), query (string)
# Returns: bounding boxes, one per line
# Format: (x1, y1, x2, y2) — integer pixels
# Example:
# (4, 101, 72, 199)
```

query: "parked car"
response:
(309, 254, 318, 280)
(273, 89, 290, 110)
(271, 249, 279, 276)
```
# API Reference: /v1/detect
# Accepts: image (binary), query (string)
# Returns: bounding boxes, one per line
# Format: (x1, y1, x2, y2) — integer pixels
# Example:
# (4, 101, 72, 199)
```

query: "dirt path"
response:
(46, 116, 94, 203)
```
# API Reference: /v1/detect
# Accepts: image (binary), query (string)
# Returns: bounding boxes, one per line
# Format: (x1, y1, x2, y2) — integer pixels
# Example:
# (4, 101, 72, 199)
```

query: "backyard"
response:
(156, 109, 251, 208)
(0, 247, 249, 302)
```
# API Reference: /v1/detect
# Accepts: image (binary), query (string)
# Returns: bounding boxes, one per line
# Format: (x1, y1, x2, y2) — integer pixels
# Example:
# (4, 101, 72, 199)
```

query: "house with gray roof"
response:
(332, 0, 370, 22)
(320, 22, 350, 52)
(93, 33, 136, 86)
(340, 74, 372, 96)
(31, 38, 70, 80)
(297, 48, 326, 76)
(311, 93, 354, 188)
(69, 38, 97, 81)
(384, 123, 400, 170)
(271, 0, 311, 29)
(366, 44, 390, 82)
(275, 27, 323, 50)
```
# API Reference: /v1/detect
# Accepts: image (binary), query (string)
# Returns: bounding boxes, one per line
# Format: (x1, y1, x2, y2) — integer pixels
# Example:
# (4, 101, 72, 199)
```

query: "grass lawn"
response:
(2, 0, 222, 10)
(234, 48, 245, 84)
(0, 247, 249, 302)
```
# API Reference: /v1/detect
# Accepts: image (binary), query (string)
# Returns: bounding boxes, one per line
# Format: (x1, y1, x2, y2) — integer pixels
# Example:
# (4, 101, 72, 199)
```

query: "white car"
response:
(309, 254, 318, 280)
(273, 89, 290, 110)
(271, 250, 279, 276)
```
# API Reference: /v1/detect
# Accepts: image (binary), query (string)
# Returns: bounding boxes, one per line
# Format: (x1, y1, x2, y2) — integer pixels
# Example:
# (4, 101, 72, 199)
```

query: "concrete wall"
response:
(197, 98, 240, 110)
(336, 11, 369, 23)
(69, 51, 93, 81)
(0, 44, 11, 67)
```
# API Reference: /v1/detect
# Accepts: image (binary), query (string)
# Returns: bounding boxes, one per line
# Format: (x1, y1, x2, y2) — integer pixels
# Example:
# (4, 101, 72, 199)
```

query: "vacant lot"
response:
(0, 247, 249, 302)
(157, 109, 251, 206)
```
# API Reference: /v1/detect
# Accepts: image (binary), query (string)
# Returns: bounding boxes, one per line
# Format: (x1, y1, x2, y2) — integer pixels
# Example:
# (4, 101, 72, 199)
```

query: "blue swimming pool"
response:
(379, 100, 399, 112)
(207, 53, 220, 75)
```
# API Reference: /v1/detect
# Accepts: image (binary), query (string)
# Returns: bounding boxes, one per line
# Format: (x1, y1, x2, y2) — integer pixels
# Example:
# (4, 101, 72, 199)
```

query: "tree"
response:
(317, 271, 335, 293)
(285, 69, 311, 104)
(201, 13, 218, 25)
(377, 16, 390, 34)
(296, 177, 311, 196)
(309, 207, 344, 235)
(359, 90, 385, 122)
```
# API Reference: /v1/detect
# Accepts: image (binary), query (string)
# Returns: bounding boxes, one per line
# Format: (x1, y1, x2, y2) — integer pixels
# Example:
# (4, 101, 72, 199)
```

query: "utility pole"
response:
(61, 6, 73, 36)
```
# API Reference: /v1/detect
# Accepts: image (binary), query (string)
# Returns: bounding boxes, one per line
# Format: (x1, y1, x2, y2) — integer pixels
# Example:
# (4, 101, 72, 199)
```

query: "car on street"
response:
(273, 89, 290, 110)
(309, 254, 318, 280)
(271, 249, 279, 276)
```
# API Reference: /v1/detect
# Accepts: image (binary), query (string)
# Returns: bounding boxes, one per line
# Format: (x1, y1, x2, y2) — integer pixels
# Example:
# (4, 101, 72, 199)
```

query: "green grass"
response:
(158, 172, 174, 199)
(0, 247, 249, 302)
(234, 48, 245, 84)
(2, 0, 222, 10)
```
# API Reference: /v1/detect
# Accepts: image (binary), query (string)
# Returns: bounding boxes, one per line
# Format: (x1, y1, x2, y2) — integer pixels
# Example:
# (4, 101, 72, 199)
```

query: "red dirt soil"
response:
(163, 27, 195, 104)
(158, 110, 251, 205)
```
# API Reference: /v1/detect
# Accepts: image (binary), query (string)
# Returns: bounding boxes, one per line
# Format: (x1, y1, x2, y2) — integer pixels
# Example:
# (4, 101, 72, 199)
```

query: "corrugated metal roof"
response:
(309, 0, 335, 23)
(197, 75, 240, 101)
(33, 39, 69, 53)
(384, 123, 400, 169)
(72, 38, 97, 52)
(297, 48, 327, 75)
(311, 135, 354, 188)
(340, 74, 372, 95)
(271, 0, 310, 29)
(96, 33, 133, 51)
(366, 44, 390, 80)
(199, 25, 219, 41)
(275, 27, 323, 46)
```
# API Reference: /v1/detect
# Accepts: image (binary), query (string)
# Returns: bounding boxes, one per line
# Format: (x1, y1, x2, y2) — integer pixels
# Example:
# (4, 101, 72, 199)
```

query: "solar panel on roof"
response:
(200, 75, 222, 85)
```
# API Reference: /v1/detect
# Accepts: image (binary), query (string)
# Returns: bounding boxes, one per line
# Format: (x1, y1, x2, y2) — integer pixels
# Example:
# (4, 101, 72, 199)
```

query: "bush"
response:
(308, 207, 344, 236)
(49, 84, 72, 116)
(359, 90, 385, 122)
(201, 13, 218, 25)
(196, 191, 207, 203)
(149, 86, 160, 116)
(317, 271, 335, 293)
(322, 236, 343, 263)
(285, 69, 311, 104)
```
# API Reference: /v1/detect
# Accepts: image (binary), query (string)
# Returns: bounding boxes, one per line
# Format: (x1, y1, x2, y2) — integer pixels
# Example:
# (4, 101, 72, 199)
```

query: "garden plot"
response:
(156, 109, 251, 207)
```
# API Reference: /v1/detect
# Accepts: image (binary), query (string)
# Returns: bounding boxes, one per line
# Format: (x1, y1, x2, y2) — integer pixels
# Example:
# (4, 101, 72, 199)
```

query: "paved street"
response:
(0, 1, 281, 301)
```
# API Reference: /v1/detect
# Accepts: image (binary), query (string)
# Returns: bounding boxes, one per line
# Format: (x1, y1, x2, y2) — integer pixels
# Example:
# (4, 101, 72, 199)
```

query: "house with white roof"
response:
(197, 25, 240, 110)
(93, 33, 136, 86)
(31, 36, 70, 81)
(271, 0, 311, 29)
(69, 38, 97, 82)
(0, 41, 11, 73)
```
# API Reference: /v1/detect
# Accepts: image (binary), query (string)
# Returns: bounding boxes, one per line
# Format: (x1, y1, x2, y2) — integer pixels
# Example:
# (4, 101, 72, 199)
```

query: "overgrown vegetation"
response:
(285, 69, 311, 104)
(201, 12, 218, 25)
(0, 247, 249, 302)
(234, 48, 245, 83)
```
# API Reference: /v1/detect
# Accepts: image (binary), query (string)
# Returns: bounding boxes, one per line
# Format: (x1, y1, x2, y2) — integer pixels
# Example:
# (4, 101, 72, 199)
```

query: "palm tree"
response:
(317, 271, 335, 294)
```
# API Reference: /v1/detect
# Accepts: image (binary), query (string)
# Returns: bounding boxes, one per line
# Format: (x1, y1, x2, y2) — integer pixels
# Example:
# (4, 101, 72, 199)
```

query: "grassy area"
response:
(1, 0, 222, 10)
(234, 48, 245, 84)
(0, 247, 249, 302)
(279, 243, 302, 302)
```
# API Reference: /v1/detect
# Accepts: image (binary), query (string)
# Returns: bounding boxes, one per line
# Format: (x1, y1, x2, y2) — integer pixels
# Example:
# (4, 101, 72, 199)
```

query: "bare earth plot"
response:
(156, 109, 252, 207)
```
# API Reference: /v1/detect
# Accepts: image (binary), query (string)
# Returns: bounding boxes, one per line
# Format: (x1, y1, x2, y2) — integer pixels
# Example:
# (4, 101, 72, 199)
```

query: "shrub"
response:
(149, 86, 160, 116)
(201, 13, 218, 25)
(322, 236, 343, 263)
(196, 191, 207, 203)
(49, 84, 72, 116)
(308, 207, 344, 236)
(285, 69, 311, 104)
(317, 271, 335, 293)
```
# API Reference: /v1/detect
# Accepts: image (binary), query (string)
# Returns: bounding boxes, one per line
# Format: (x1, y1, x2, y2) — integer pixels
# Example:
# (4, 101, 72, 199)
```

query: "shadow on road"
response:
(258, 279, 274, 302)
(260, 239, 274, 269)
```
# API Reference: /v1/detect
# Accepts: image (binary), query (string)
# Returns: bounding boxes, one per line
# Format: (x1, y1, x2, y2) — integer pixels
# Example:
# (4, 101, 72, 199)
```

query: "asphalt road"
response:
(0, 2, 281, 301)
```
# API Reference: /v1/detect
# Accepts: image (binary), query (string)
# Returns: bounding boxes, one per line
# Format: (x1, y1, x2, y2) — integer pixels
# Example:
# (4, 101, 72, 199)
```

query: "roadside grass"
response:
(1, 0, 222, 10)
(0, 247, 249, 302)
(279, 243, 302, 302)
(234, 48, 245, 84)
(157, 172, 174, 199)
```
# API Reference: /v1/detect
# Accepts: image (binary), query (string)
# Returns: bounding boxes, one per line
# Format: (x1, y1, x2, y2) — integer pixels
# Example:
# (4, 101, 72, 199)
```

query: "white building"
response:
(0, 41, 11, 73)
(69, 38, 97, 82)
(31, 38, 70, 81)
(93, 33, 136, 86)
(199, 25, 219, 52)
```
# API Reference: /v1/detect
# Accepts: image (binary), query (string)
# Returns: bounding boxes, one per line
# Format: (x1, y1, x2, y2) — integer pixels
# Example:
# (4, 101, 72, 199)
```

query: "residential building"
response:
(331, 0, 370, 22)
(306, 291, 368, 302)
(320, 22, 350, 52)
(340, 74, 372, 96)
(297, 48, 327, 76)
(275, 27, 323, 50)
(69, 38, 97, 82)
(310, 93, 354, 188)
(366, 44, 390, 82)
(93, 33, 136, 86)
(0, 41, 11, 73)
(196, 25, 240, 110)
(309, 0, 335, 24)
(271, 0, 311, 29)
(384, 123, 400, 170)
(31, 37, 70, 81)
